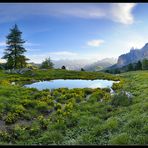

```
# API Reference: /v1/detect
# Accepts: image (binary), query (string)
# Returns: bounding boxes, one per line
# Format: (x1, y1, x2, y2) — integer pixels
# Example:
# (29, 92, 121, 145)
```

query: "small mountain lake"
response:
(24, 79, 119, 90)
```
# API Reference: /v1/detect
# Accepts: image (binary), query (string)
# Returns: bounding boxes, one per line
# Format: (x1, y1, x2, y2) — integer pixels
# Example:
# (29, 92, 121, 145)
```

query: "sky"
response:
(0, 3, 148, 63)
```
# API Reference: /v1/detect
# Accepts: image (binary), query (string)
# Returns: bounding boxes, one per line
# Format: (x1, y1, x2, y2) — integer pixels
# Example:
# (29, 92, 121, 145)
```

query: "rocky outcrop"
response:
(116, 43, 148, 67)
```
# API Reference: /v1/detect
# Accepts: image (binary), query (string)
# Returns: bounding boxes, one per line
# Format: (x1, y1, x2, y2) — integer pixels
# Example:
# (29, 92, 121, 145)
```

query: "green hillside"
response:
(0, 69, 147, 145)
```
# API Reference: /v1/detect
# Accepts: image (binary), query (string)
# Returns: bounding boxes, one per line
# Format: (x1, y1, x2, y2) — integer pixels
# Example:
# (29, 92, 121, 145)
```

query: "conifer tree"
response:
(142, 58, 148, 70)
(2, 24, 28, 69)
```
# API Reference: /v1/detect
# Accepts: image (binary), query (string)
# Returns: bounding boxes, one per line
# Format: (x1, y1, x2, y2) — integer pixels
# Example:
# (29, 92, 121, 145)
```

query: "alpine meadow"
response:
(0, 3, 147, 145)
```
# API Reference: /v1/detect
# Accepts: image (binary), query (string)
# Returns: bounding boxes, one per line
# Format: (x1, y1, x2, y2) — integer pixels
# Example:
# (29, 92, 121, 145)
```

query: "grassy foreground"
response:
(0, 69, 147, 145)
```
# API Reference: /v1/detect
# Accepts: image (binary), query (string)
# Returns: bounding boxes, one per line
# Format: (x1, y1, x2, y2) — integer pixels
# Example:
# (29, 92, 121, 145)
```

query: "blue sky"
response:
(0, 3, 148, 63)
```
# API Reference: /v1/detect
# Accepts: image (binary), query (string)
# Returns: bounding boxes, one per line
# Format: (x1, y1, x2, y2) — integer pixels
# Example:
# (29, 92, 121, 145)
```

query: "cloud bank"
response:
(0, 3, 137, 25)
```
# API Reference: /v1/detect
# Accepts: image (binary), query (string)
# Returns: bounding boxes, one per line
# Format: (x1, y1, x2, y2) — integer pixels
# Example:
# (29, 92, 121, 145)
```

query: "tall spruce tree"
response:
(142, 58, 148, 70)
(2, 24, 28, 69)
(135, 60, 142, 70)
(127, 63, 133, 71)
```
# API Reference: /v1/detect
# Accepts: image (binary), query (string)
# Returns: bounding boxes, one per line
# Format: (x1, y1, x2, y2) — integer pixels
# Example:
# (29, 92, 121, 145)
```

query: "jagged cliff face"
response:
(116, 43, 148, 67)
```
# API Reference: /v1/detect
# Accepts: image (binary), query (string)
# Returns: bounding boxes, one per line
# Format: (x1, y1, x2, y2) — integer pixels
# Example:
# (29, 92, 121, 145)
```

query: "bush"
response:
(109, 133, 130, 144)
(111, 91, 131, 107)
(0, 130, 10, 141)
(37, 115, 51, 130)
(88, 91, 104, 103)
(35, 101, 48, 112)
(104, 117, 119, 130)
(125, 115, 146, 134)
(37, 130, 64, 144)
(102, 87, 111, 93)
(11, 104, 26, 115)
(21, 99, 36, 108)
(0, 80, 10, 85)
(64, 102, 73, 112)
(83, 88, 93, 95)
(55, 103, 62, 110)
(77, 134, 94, 144)
(29, 122, 40, 136)
(112, 80, 124, 90)
(64, 113, 79, 128)
(4, 112, 19, 124)
(75, 94, 83, 103)
(13, 124, 30, 141)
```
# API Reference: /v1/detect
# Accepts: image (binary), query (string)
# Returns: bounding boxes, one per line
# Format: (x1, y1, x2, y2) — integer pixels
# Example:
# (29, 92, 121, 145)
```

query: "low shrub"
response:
(104, 117, 119, 131)
(29, 122, 40, 136)
(83, 88, 93, 95)
(13, 124, 30, 141)
(88, 91, 104, 103)
(21, 99, 36, 108)
(37, 130, 64, 144)
(109, 133, 130, 144)
(0, 80, 10, 85)
(112, 80, 124, 91)
(4, 112, 19, 124)
(35, 101, 48, 113)
(37, 115, 51, 130)
(11, 104, 26, 115)
(0, 130, 10, 141)
(55, 103, 62, 110)
(75, 94, 83, 103)
(111, 91, 131, 107)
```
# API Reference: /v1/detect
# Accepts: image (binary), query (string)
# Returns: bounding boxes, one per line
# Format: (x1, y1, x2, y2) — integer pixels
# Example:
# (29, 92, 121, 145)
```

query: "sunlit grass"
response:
(0, 69, 147, 145)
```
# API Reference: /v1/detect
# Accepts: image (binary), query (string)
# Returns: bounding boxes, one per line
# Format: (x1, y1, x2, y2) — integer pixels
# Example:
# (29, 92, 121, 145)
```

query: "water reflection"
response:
(24, 79, 119, 90)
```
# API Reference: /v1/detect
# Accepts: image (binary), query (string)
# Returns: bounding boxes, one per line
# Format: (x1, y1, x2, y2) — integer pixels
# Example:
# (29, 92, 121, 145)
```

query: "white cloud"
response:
(87, 39, 104, 47)
(27, 51, 78, 63)
(0, 3, 137, 25)
(110, 3, 137, 25)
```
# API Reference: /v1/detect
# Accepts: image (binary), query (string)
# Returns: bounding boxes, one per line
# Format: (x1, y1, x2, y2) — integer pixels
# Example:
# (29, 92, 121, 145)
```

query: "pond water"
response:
(24, 79, 119, 90)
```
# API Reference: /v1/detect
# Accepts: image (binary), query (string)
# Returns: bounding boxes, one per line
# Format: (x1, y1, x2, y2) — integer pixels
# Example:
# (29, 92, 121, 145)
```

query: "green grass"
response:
(0, 69, 147, 145)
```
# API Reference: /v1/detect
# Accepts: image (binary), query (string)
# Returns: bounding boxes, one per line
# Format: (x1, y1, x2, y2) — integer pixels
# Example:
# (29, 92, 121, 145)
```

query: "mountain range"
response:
(84, 58, 117, 71)
(6, 42, 148, 71)
(110, 43, 148, 69)
(52, 58, 116, 71)
(53, 59, 93, 70)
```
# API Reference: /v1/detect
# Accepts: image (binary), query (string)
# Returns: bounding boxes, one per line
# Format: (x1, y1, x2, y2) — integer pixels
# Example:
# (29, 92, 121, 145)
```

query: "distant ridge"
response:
(84, 58, 117, 71)
(109, 43, 148, 69)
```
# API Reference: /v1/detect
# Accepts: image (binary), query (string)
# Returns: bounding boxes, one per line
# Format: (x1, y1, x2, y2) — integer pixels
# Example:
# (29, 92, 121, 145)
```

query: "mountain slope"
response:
(84, 58, 117, 71)
(53, 59, 93, 70)
(116, 43, 148, 68)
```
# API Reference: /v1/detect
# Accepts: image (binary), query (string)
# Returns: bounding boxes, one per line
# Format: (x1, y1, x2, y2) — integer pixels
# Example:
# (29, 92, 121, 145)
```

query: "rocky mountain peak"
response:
(116, 43, 148, 68)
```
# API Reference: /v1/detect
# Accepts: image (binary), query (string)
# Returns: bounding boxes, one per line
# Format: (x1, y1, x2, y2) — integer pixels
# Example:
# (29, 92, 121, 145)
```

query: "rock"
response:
(5, 68, 32, 74)
(11, 82, 15, 85)
(116, 43, 148, 68)
(18, 68, 32, 74)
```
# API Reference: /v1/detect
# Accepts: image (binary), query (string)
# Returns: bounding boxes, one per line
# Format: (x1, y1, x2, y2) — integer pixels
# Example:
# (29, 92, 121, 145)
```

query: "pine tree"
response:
(142, 58, 148, 70)
(135, 61, 142, 70)
(2, 24, 28, 69)
(127, 63, 133, 71)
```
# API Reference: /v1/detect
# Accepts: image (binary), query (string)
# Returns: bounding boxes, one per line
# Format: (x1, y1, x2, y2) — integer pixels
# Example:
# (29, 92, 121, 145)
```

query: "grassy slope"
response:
(0, 70, 147, 145)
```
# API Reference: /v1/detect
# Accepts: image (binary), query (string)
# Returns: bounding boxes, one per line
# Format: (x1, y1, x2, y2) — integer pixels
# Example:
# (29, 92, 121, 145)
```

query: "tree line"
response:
(105, 59, 148, 74)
